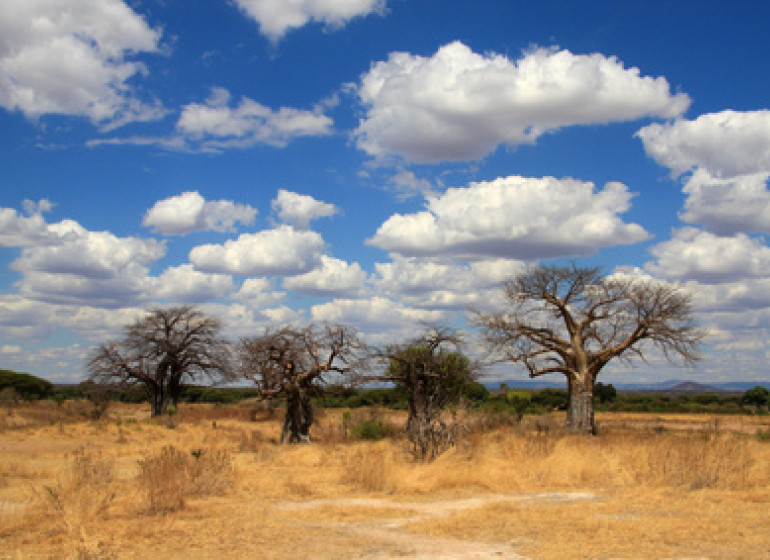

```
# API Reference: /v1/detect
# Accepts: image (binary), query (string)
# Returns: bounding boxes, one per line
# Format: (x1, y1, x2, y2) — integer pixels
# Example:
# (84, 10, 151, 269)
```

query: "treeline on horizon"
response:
(2, 368, 769, 416)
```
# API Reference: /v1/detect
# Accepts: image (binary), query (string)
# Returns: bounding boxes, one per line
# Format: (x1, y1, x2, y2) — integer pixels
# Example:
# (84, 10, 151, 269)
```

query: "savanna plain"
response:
(1, 402, 770, 559)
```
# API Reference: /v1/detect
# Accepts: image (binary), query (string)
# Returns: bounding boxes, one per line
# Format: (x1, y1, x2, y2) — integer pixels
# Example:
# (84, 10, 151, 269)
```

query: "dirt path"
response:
(278, 492, 600, 559)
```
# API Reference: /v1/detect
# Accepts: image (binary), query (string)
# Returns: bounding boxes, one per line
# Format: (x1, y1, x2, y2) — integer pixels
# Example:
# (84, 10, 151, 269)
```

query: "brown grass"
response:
(0, 403, 769, 558)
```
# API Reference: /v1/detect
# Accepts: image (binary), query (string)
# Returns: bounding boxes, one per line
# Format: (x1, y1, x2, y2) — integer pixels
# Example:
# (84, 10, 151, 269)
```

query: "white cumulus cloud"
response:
(355, 41, 689, 163)
(0, 199, 58, 247)
(679, 170, 770, 235)
(282, 255, 367, 296)
(646, 227, 770, 284)
(189, 225, 324, 276)
(637, 110, 770, 178)
(271, 189, 339, 229)
(367, 175, 650, 259)
(310, 296, 446, 342)
(10, 219, 165, 308)
(152, 264, 234, 303)
(233, 278, 286, 308)
(373, 256, 523, 309)
(637, 110, 770, 235)
(176, 87, 333, 151)
(142, 191, 257, 235)
(0, 0, 163, 127)
(233, 0, 386, 42)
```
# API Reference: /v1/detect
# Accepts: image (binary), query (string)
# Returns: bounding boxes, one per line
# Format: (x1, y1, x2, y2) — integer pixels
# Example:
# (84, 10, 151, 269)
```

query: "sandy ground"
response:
(275, 493, 599, 559)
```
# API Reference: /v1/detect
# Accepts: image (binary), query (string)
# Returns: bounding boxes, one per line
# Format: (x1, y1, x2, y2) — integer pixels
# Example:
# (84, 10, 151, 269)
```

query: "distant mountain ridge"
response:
(486, 379, 770, 393)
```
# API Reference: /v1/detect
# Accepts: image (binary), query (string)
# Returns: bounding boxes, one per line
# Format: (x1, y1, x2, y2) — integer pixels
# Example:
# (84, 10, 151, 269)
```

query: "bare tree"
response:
(475, 264, 704, 434)
(373, 326, 475, 461)
(237, 323, 363, 443)
(88, 306, 233, 417)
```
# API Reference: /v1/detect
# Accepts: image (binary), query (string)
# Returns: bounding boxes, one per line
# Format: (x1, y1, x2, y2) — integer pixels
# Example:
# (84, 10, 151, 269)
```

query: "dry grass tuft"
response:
(32, 448, 117, 557)
(137, 445, 233, 514)
(340, 443, 396, 492)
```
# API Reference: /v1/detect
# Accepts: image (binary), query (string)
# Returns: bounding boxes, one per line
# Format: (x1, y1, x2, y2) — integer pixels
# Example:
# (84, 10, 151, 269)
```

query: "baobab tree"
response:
(476, 264, 704, 434)
(374, 326, 476, 460)
(88, 306, 233, 417)
(237, 323, 363, 443)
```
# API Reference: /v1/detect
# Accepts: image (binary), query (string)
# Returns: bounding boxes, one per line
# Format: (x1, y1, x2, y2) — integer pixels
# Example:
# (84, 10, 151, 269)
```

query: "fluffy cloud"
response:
(0, 0, 163, 127)
(233, 0, 385, 42)
(175, 87, 333, 151)
(189, 225, 324, 276)
(90, 87, 334, 152)
(0, 295, 56, 339)
(152, 264, 234, 303)
(0, 199, 58, 247)
(373, 256, 523, 309)
(679, 170, 770, 235)
(11, 219, 165, 308)
(202, 302, 304, 338)
(271, 189, 339, 229)
(0, 294, 143, 343)
(233, 278, 286, 308)
(142, 191, 257, 235)
(282, 255, 367, 296)
(637, 110, 770, 178)
(637, 110, 770, 235)
(646, 228, 770, 284)
(368, 175, 649, 259)
(310, 296, 445, 342)
(355, 41, 689, 163)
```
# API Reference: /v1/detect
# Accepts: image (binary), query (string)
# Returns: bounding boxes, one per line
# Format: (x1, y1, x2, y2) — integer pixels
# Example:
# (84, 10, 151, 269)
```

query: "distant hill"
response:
(485, 378, 770, 393)
(0, 369, 54, 399)
(666, 381, 721, 394)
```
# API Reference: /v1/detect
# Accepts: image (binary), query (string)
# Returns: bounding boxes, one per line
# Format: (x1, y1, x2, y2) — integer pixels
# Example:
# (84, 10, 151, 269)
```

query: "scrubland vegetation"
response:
(1, 400, 769, 559)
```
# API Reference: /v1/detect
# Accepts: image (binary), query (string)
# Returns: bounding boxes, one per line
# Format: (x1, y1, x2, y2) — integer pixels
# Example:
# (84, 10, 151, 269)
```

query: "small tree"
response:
(505, 390, 532, 422)
(374, 326, 475, 461)
(594, 382, 618, 405)
(88, 306, 232, 417)
(476, 264, 704, 434)
(237, 323, 363, 443)
(741, 386, 769, 408)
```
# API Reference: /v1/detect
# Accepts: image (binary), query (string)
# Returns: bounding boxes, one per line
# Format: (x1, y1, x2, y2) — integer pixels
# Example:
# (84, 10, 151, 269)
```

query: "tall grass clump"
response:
(341, 444, 395, 492)
(36, 448, 116, 556)
(138, 445, 233, 514)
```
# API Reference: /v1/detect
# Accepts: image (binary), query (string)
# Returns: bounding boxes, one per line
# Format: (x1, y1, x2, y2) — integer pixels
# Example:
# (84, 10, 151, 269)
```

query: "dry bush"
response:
(340, 444, 395, 492)
(36, 448, 116, 553)
(138, 445, 188, 513)
(188, 448, 234, 496)
(237, 428, 264, 452)
(137, 445, 234, 514)
(628, 431, 756, 490)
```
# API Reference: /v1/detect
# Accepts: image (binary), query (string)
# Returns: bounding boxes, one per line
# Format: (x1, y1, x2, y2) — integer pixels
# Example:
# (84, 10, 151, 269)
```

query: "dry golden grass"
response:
(0, 402, 769, 558)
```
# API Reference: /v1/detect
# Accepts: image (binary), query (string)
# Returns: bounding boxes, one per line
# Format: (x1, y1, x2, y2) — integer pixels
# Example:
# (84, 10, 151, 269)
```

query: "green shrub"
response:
(742, 386, 769, 408)
(693, 393, 721, 406)
(351, 418, 388, 440)
(531, 389, 569, 410)
(505, 390, 532, 421)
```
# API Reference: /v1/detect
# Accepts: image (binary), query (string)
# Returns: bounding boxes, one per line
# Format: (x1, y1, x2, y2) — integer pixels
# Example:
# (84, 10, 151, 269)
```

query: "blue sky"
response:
(1, 0, 769, 385)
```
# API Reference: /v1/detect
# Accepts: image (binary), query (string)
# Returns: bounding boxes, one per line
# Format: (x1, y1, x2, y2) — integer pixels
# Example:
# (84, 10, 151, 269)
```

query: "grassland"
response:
(1, 401, 769, 559)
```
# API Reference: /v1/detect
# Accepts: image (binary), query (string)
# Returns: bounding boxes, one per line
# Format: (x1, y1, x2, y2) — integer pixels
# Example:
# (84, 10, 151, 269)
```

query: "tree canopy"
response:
(88, 306, 232, 416)
(237, 323, 364, 443)
(476, 263, 704, 433)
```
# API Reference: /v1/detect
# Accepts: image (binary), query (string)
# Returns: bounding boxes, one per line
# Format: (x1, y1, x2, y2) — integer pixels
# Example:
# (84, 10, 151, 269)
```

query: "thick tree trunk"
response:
(150, 389, 172, 417)
(406, 378, 452, 461)
(566, 375, 595, 435)
(281, 389, 313, 443)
